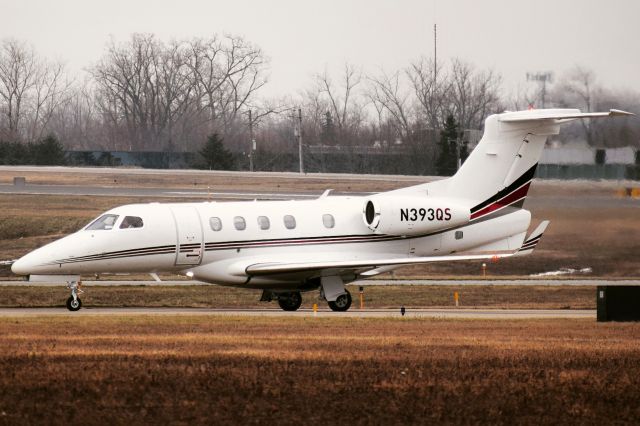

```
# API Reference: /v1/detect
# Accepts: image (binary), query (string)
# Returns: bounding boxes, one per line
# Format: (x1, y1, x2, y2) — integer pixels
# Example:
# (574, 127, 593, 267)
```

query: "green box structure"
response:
(597, 286, 640, 322)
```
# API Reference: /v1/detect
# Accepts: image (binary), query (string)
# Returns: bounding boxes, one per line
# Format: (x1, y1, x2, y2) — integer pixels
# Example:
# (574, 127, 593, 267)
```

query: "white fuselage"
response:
(12, 195, 530, 290)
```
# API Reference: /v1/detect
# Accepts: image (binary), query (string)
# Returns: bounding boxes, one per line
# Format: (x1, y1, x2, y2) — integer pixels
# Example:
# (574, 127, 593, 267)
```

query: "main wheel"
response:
(328, 290, 352, 312)
(66, 296, 82, 312)
(277, 292, 302, 311)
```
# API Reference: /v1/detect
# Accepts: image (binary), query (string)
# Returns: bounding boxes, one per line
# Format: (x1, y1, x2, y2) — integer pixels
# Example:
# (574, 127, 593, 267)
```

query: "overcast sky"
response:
(2, 0, 639, 98)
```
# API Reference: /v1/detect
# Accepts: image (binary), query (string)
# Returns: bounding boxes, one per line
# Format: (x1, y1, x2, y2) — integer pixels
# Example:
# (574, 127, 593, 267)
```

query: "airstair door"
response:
(170, 206, 204, 266)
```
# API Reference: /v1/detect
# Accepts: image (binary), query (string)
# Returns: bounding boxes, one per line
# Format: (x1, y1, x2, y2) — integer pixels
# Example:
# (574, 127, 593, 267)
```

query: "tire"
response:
(277, 292, 302, 311)
(328, 290, 352, 312)
(66, 296, 82, 311)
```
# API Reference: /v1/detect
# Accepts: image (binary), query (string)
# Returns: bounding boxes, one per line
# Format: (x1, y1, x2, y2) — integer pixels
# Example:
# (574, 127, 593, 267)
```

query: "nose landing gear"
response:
(66, 281, 83, 311)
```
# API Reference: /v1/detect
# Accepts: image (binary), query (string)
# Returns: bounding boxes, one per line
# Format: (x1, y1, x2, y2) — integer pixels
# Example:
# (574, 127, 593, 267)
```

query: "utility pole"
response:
(297, 108, 304, 174)
(434, 23, 437, 81)
(248, 109, 255, 172)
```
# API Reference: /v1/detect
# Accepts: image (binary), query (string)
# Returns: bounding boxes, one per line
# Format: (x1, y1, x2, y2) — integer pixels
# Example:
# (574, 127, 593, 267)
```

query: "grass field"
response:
(0, 284, 597, 309)
(0, 316, 638, 424)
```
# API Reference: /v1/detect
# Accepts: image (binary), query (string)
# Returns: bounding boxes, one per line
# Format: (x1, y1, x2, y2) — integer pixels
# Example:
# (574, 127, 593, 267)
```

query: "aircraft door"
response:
(170, 206, 204, 266)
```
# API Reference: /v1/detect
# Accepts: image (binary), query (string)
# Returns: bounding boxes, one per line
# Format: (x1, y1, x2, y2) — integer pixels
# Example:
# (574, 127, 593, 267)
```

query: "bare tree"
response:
(554, 66, 599, 144)
(315, 63, 365, 139)
(448, 59, 502, 130)
(0, 39, 36, 139)
(186, 35, 268, 146)
(407, 57, 449, 130)
(367, 69, 412, 139)
(91, 34, 196, 151)
(0, 39, 70, 141)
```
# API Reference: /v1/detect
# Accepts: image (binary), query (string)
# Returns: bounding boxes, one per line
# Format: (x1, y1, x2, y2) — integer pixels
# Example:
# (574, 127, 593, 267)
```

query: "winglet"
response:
(514, 220, 550, 256)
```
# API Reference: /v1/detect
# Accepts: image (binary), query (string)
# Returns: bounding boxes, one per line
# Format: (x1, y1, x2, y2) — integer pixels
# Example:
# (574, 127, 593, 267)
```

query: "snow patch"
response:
(530, 267, 592, 277)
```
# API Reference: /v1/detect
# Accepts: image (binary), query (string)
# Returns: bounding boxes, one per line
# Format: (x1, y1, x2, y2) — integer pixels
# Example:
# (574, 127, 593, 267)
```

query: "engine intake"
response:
(363, 195, 470, 236)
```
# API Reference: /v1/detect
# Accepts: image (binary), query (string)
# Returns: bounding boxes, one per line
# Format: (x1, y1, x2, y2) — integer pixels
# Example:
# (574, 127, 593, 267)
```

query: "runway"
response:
(1, 279, 637, 286)
(0, 307, 595, 319)
(0, 183, 347, 200)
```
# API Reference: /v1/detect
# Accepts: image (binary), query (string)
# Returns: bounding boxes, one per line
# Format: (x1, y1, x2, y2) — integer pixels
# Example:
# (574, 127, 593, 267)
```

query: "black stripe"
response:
(204, 233, 393, 248)
(55, 245, 176, 264)
(523, 235, 542, 245)
(471, 163, 538, 214)
(55, 249, 177, 264)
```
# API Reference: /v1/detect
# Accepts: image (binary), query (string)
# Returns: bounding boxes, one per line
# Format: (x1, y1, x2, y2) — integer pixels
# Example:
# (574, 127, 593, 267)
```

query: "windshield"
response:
(120, 216, 144, 229)
(86, 214, 119, 231)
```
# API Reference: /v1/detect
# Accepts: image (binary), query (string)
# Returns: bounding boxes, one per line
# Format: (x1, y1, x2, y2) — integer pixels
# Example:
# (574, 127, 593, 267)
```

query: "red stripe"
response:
(470, 182, 531, 220)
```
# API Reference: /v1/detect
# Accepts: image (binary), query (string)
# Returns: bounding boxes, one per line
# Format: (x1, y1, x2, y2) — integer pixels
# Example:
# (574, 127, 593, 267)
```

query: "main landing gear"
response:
(261, 276, 353, 312)
(327, 290, 352, 312)
(321, 276, 352, 312)
(66, 281, 83, 311)
(277, 292, 303, 311)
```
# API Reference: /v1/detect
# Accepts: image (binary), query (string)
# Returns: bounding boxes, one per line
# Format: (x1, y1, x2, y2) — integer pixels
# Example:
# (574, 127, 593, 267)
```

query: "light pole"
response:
(526, 72, 553, 108)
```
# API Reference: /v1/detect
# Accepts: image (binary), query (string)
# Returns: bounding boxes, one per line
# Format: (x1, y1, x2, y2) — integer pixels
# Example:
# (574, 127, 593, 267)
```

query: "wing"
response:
(241, 221, 550, 278)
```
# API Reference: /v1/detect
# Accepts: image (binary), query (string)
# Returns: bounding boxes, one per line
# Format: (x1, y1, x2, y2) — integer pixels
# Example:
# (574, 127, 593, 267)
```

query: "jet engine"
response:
(362, 195, 470, 236)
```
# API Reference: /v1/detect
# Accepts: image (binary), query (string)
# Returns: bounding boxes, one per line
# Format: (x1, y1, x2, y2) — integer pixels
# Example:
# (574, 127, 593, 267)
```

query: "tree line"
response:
(0, 34, 638, 175)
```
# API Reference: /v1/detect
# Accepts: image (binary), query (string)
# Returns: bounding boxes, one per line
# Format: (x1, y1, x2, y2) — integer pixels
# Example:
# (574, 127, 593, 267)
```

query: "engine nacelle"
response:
(362, 195, 471, 236)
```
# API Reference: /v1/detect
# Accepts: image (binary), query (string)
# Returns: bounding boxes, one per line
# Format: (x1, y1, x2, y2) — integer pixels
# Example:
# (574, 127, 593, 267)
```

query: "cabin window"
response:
(234, 216, 246, 231)
(455, 231, 464, 240)
(120, 216, 143, 229)
(210, 217, 222, 231)
(257, 216, 270, 230)
(283, 215, 296, 229)
(86, 214, 119, 231)
(322, 214, 335, 229)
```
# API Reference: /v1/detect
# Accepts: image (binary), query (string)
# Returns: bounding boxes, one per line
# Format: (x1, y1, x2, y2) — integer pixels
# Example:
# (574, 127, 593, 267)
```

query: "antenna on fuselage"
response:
(319, 189, 333, 199)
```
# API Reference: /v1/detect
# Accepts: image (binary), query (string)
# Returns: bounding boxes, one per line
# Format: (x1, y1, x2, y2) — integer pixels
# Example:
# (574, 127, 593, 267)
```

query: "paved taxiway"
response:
(0, 183, 341, 200)
(1, 279, 637, 286)
(0, 307, 595, 319)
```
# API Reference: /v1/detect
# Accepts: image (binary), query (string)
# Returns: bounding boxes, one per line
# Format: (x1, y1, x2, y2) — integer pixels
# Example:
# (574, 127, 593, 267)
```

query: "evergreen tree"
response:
(198, 134, 235, 170)
(31, 134, 66, 165)
(321, 111, 336, 145)
(436, 115, 460, 176)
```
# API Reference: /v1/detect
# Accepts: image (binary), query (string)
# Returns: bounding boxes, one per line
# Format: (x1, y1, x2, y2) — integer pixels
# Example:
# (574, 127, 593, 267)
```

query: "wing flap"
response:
(245, 252, 515, 276)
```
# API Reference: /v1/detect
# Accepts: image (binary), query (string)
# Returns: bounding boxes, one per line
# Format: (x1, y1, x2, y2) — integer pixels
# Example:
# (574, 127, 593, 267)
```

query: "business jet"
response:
(11, 108, 632, 311)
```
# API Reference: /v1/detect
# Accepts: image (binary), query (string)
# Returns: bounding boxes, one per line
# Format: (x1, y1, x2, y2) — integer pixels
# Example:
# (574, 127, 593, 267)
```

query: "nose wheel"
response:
(66, 296, 82, 311)
(66, 281, 84, 312)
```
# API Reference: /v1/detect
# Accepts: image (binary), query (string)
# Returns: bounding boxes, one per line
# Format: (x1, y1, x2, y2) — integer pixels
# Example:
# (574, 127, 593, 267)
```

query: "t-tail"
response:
(397, 108, 633, 212)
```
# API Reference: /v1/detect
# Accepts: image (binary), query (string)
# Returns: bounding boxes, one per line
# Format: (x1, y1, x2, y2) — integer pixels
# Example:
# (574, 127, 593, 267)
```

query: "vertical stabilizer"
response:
(393, 109, 633, 214)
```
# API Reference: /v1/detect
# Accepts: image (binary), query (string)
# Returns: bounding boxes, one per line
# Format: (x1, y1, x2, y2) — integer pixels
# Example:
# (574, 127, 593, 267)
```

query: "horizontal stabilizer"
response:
(514, 220, 550, 256)
(245, 252, 515, 276)
(499, 109, 634, 123)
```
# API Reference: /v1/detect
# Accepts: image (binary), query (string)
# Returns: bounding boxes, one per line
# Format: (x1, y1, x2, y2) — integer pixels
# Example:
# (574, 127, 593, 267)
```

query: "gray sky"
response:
(3, 0, 640, 98)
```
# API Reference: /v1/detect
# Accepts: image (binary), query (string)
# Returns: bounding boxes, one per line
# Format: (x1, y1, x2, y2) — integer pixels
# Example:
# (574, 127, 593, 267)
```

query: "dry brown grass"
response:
(0, 316, 638, 424)
(0, 284, 596, 309)
(0, 169, 424, 192)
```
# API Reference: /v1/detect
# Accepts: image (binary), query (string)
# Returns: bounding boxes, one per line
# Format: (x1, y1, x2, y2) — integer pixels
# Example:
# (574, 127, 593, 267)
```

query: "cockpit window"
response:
(120, 216, 144, 229)
(86, 214, 119, 231)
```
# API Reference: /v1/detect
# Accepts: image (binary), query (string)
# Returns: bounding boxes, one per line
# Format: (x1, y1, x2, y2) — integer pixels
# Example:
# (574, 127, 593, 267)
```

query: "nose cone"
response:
(11, 236, 72, 276)
(11, 252, 42, 276)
